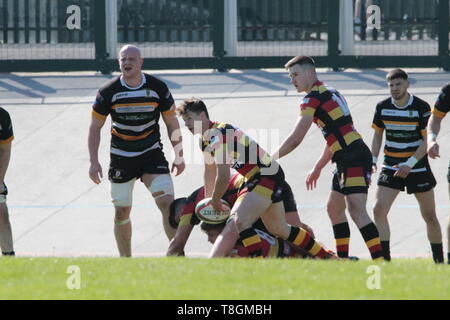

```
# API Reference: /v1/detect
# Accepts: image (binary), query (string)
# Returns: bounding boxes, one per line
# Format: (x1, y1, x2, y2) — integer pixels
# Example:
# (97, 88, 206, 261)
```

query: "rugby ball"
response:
(195, 198, 231, 224)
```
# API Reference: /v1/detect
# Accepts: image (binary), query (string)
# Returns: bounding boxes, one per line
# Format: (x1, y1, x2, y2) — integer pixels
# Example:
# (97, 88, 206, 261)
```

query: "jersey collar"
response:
(391, 94, 413, 109)
(120, 73, 146, 90)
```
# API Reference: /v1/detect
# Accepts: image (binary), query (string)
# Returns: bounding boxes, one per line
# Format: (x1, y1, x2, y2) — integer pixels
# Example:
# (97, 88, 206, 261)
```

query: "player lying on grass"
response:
(200, 222, 308, 258)
(166, 172, 318, 257)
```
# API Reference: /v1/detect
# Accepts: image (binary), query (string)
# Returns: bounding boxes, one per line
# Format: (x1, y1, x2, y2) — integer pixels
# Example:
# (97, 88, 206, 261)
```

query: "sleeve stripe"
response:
(162, 109, 175, 116)
(371, 123, 384, 133)
(432, 108, 447, 119)
(92, 110, 107, 120)
(0, 136, 14, 144)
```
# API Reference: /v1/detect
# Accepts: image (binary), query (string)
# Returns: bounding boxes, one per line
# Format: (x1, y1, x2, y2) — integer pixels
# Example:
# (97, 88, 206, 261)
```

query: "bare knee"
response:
(373, 202, 389, 221)
(155, 195, 173, 213)
(115, 206, 131, 221)
(421, 211, 439, 225)
(235, 217, 252, 233)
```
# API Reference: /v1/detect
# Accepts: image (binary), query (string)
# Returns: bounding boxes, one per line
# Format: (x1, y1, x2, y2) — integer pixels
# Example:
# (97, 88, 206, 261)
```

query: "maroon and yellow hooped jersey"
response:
(300, 81, 362, 155)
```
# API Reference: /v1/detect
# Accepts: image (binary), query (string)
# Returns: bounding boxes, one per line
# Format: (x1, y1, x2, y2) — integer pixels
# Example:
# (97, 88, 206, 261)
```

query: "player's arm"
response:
(427, 114, 443, 159)
(306, 144, 332, 190)
(203, 152, 217, 198)
(167, 224, 194, 256)
(209, 219, 239, 258)
(370, 126, 384, 172)
(395, 134, 428, 179)
(395, 106, 431, 179)
(162, 104, 185, 176)
(88, 114, 106, 184)
(211, 163, 230, 212)
(271, 114, 313, 160)
(0, 141, 12, 191)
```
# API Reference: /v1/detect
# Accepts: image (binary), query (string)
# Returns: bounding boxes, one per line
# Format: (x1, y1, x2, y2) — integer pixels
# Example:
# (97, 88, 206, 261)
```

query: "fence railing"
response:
(0, 0, 449, 72)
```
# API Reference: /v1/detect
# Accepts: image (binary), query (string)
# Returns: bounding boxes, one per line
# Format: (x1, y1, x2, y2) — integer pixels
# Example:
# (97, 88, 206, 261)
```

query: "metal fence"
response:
(0, 0, 449, 72)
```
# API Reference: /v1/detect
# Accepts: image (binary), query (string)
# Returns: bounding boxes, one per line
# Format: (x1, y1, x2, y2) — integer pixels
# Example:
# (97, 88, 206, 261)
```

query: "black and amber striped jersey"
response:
(92, 73, 175, 157)
(300, 81, 362, 158)
(372, 95, 431, 168)
(0, 107, 13, 144)
(201, 121, 275, 180)
(179, 173, 245, 227)
(432, 83, 450, 119)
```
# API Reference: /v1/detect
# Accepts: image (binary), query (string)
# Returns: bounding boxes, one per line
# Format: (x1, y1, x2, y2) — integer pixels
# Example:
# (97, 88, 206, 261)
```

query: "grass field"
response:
(0, 257, 449, 300)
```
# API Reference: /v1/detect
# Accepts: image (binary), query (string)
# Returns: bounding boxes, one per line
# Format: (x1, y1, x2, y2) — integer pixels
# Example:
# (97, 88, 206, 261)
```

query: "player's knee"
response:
(111, 180, 135, 207)
(235, 216, 252, 233)
(114, 206, 131, 220)
(373, 202, 388, 219)
(421, 211, 439, 225)
(147, 175, 174, 201)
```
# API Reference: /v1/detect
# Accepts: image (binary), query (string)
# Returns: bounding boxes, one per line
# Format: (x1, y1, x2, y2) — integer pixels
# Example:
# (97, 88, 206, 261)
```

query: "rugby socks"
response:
(447, 252, 450, 265)
(332, 222, 350, 258)
(380, 241, 391, 261)
(239, 228, 263, 257)
(287, 226, 334, 259)
(359, 223, 384, 260)
(430, 243, 444, 264)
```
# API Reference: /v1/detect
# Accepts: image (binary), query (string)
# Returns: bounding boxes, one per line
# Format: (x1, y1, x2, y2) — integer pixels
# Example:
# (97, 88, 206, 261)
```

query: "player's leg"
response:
(447, 169, 450, 264)
(346, 193, 383, 260)
(414, 189, 444, 263)
(372, 185, 400, 261)
(0, 200, 14, 256)
(208, 218, 239, 258)
(142, 173, 176, 240)
(229, 191, 272, 257)
(111, 179, 135, 257)
(261, 202, 335, 259)
(327, 190, 350, 258)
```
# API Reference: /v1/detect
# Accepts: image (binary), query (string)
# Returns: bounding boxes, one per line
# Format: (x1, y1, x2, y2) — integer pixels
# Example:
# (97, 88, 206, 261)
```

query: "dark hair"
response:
(168, 197, 188, 229)
(284, 55, 315, 69)
(386, 69, 408, 81)
(200, 221, 226, 233)
(176, 98, 209, 119)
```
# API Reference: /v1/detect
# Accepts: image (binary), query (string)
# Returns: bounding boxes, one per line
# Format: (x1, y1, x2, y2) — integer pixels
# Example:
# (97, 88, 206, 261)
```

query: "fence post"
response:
(339, 0, 354, 55)
(94, 0, 109, 73)
(212, 0, 226, 71)
(328, 0, 340, 70)
(438, 0, 450, 70)
(106, 0, 118, 61)
(224, 0, 237, 57)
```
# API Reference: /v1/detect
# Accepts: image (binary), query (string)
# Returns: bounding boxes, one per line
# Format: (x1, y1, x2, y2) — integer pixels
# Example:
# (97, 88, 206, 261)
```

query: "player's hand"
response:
(171, 156, 185, 176)
(89, 161, 103, 184)
(427, 141, 440, 159)
(306, 168, 321, 190)
(211, 198, 228, 212)
(393, 164, 411, 179)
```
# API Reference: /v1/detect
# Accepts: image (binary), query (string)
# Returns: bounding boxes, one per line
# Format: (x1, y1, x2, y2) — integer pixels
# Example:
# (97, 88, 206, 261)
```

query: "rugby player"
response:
(427, 82, 450, 264)
(371, 69, 443, 263)
(272, 56, 383, 260)
(0, 107, 14, 256)
(88, 45, 185, 257)
(176, 98, 336, 259)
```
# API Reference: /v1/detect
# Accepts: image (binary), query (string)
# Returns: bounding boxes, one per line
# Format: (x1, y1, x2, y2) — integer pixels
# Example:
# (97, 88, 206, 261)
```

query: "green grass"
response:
(0, 257, 449, 299)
